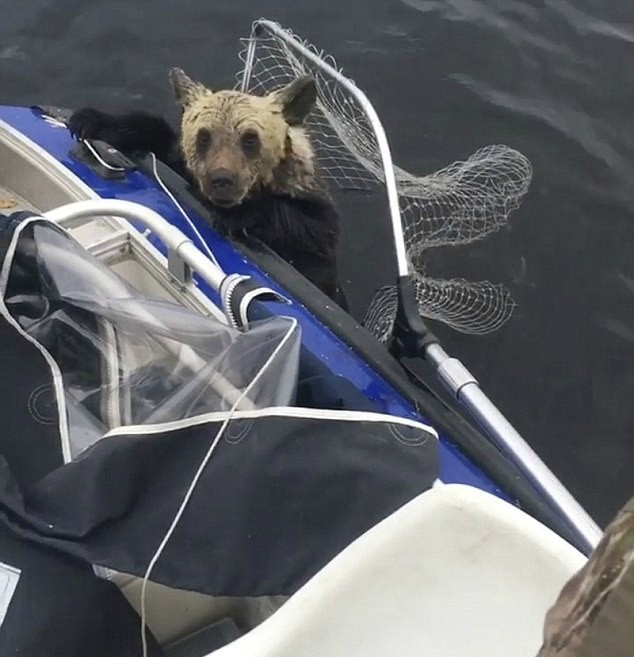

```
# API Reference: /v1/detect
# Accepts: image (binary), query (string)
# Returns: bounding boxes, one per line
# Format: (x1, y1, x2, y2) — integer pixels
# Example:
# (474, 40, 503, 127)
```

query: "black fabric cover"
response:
(0, 212, 166, 656)
(0, 212, 439, 600)
(0, 528, 165, 657)
(0, 412, 437, 596)
(0, 213, 65, 487)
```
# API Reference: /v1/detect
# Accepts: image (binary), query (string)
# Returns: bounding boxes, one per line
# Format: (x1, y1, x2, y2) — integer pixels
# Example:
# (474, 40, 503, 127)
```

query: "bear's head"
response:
(169, 67, 318, 208)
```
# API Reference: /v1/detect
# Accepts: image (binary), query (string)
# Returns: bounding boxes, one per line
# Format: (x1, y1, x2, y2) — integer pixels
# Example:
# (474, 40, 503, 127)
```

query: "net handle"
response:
(240, 18, 410, 278)
(238, 21, 602, 554)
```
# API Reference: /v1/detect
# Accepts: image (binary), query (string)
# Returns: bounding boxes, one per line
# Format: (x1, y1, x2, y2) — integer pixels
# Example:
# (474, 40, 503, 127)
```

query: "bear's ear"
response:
(272, 76, 317, 126)
(169, 68, 207, 107)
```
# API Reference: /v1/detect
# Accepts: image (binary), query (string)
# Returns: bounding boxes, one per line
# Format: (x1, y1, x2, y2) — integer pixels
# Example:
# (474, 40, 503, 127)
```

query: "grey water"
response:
(1, 0, 633, 526)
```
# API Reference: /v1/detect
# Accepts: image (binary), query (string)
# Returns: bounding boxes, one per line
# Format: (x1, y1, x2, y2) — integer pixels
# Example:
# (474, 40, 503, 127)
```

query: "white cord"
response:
(140, 397, 238, 657)
(140, 317, 298, 657)
(148, 152, 222, 270)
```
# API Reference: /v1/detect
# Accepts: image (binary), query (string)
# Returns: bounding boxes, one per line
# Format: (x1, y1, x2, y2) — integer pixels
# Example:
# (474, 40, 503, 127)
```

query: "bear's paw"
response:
(67, 108, 109, 141)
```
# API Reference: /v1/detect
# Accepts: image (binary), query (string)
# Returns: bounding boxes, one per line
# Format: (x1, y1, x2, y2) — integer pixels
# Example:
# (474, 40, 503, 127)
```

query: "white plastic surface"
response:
(208, 483, 587, 657)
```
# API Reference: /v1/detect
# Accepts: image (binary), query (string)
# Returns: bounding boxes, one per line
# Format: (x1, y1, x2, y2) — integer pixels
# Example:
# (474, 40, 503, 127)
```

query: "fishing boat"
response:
(0, 18, 602, 657)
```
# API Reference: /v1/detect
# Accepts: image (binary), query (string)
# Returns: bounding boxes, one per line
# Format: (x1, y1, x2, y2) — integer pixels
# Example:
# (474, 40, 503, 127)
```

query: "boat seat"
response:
(206, 483, 588, 657)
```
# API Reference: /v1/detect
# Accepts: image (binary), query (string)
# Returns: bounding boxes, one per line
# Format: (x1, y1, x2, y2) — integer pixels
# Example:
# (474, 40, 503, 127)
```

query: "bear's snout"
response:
(203, 168, 242, 206)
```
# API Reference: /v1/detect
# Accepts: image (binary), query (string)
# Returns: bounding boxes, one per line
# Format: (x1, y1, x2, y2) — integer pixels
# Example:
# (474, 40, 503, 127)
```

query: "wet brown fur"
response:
(67, 69, 346, 306)
(172, 69, 318, 205)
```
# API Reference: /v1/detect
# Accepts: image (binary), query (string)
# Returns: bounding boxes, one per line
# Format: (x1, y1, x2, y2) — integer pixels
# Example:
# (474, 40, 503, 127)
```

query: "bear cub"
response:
(68, 68, 346, 306)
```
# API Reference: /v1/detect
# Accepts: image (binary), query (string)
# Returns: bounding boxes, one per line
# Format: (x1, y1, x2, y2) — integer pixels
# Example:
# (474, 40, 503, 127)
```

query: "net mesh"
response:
(235, 20, 533, 341)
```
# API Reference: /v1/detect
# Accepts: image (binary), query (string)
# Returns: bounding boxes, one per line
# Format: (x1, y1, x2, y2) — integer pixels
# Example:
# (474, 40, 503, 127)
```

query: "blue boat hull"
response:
(0, 103, 563, 531)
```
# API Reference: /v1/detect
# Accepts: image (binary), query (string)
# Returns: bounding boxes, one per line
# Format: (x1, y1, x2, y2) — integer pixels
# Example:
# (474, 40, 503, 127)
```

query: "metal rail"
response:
(426, 342, 602, 552)
(42, 199, 258, 412)
(43, 199, 226, 292)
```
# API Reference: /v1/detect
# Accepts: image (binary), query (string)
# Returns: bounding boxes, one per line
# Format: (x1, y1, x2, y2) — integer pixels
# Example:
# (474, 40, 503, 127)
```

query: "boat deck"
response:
(0, 183, 39, 215)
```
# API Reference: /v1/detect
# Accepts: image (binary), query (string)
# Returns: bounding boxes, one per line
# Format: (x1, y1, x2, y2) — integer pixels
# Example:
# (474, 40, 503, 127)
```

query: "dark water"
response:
(2, 0, 633, 526)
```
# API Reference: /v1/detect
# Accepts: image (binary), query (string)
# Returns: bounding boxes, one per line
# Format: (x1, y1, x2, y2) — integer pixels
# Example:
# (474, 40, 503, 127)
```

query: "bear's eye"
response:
(196, 129, 212, 154)
(240, 130, 261, 157)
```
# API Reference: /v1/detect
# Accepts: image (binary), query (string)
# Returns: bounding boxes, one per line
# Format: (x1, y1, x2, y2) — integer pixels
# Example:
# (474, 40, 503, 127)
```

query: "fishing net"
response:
(235, 20, 533, 341)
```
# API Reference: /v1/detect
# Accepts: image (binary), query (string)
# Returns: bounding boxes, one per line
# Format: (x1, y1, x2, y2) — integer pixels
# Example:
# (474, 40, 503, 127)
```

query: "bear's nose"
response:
(208, 168, 237, 191)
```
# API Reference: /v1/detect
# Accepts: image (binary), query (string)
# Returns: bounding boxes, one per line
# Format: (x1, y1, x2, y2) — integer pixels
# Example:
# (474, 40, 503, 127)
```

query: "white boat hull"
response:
(209, 483, 585, 657)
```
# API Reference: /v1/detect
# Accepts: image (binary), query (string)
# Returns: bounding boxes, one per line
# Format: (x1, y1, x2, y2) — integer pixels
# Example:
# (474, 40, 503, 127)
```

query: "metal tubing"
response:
(240, 33, 258, 92)
(244, 19, 411, 279)
(42, 199, 255, 411)
(43, 199, 226, 292)
(425, 343, 602, 552)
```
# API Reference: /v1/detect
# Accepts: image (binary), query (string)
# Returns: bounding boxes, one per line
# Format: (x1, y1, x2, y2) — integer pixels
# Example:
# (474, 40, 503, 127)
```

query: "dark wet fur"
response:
(68, 108, 346, 307)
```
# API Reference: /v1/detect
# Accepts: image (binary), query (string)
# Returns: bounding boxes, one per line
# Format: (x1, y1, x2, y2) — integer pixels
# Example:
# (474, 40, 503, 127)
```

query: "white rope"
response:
(139, 317, 298, 656)
(148, 152, 222, 271)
